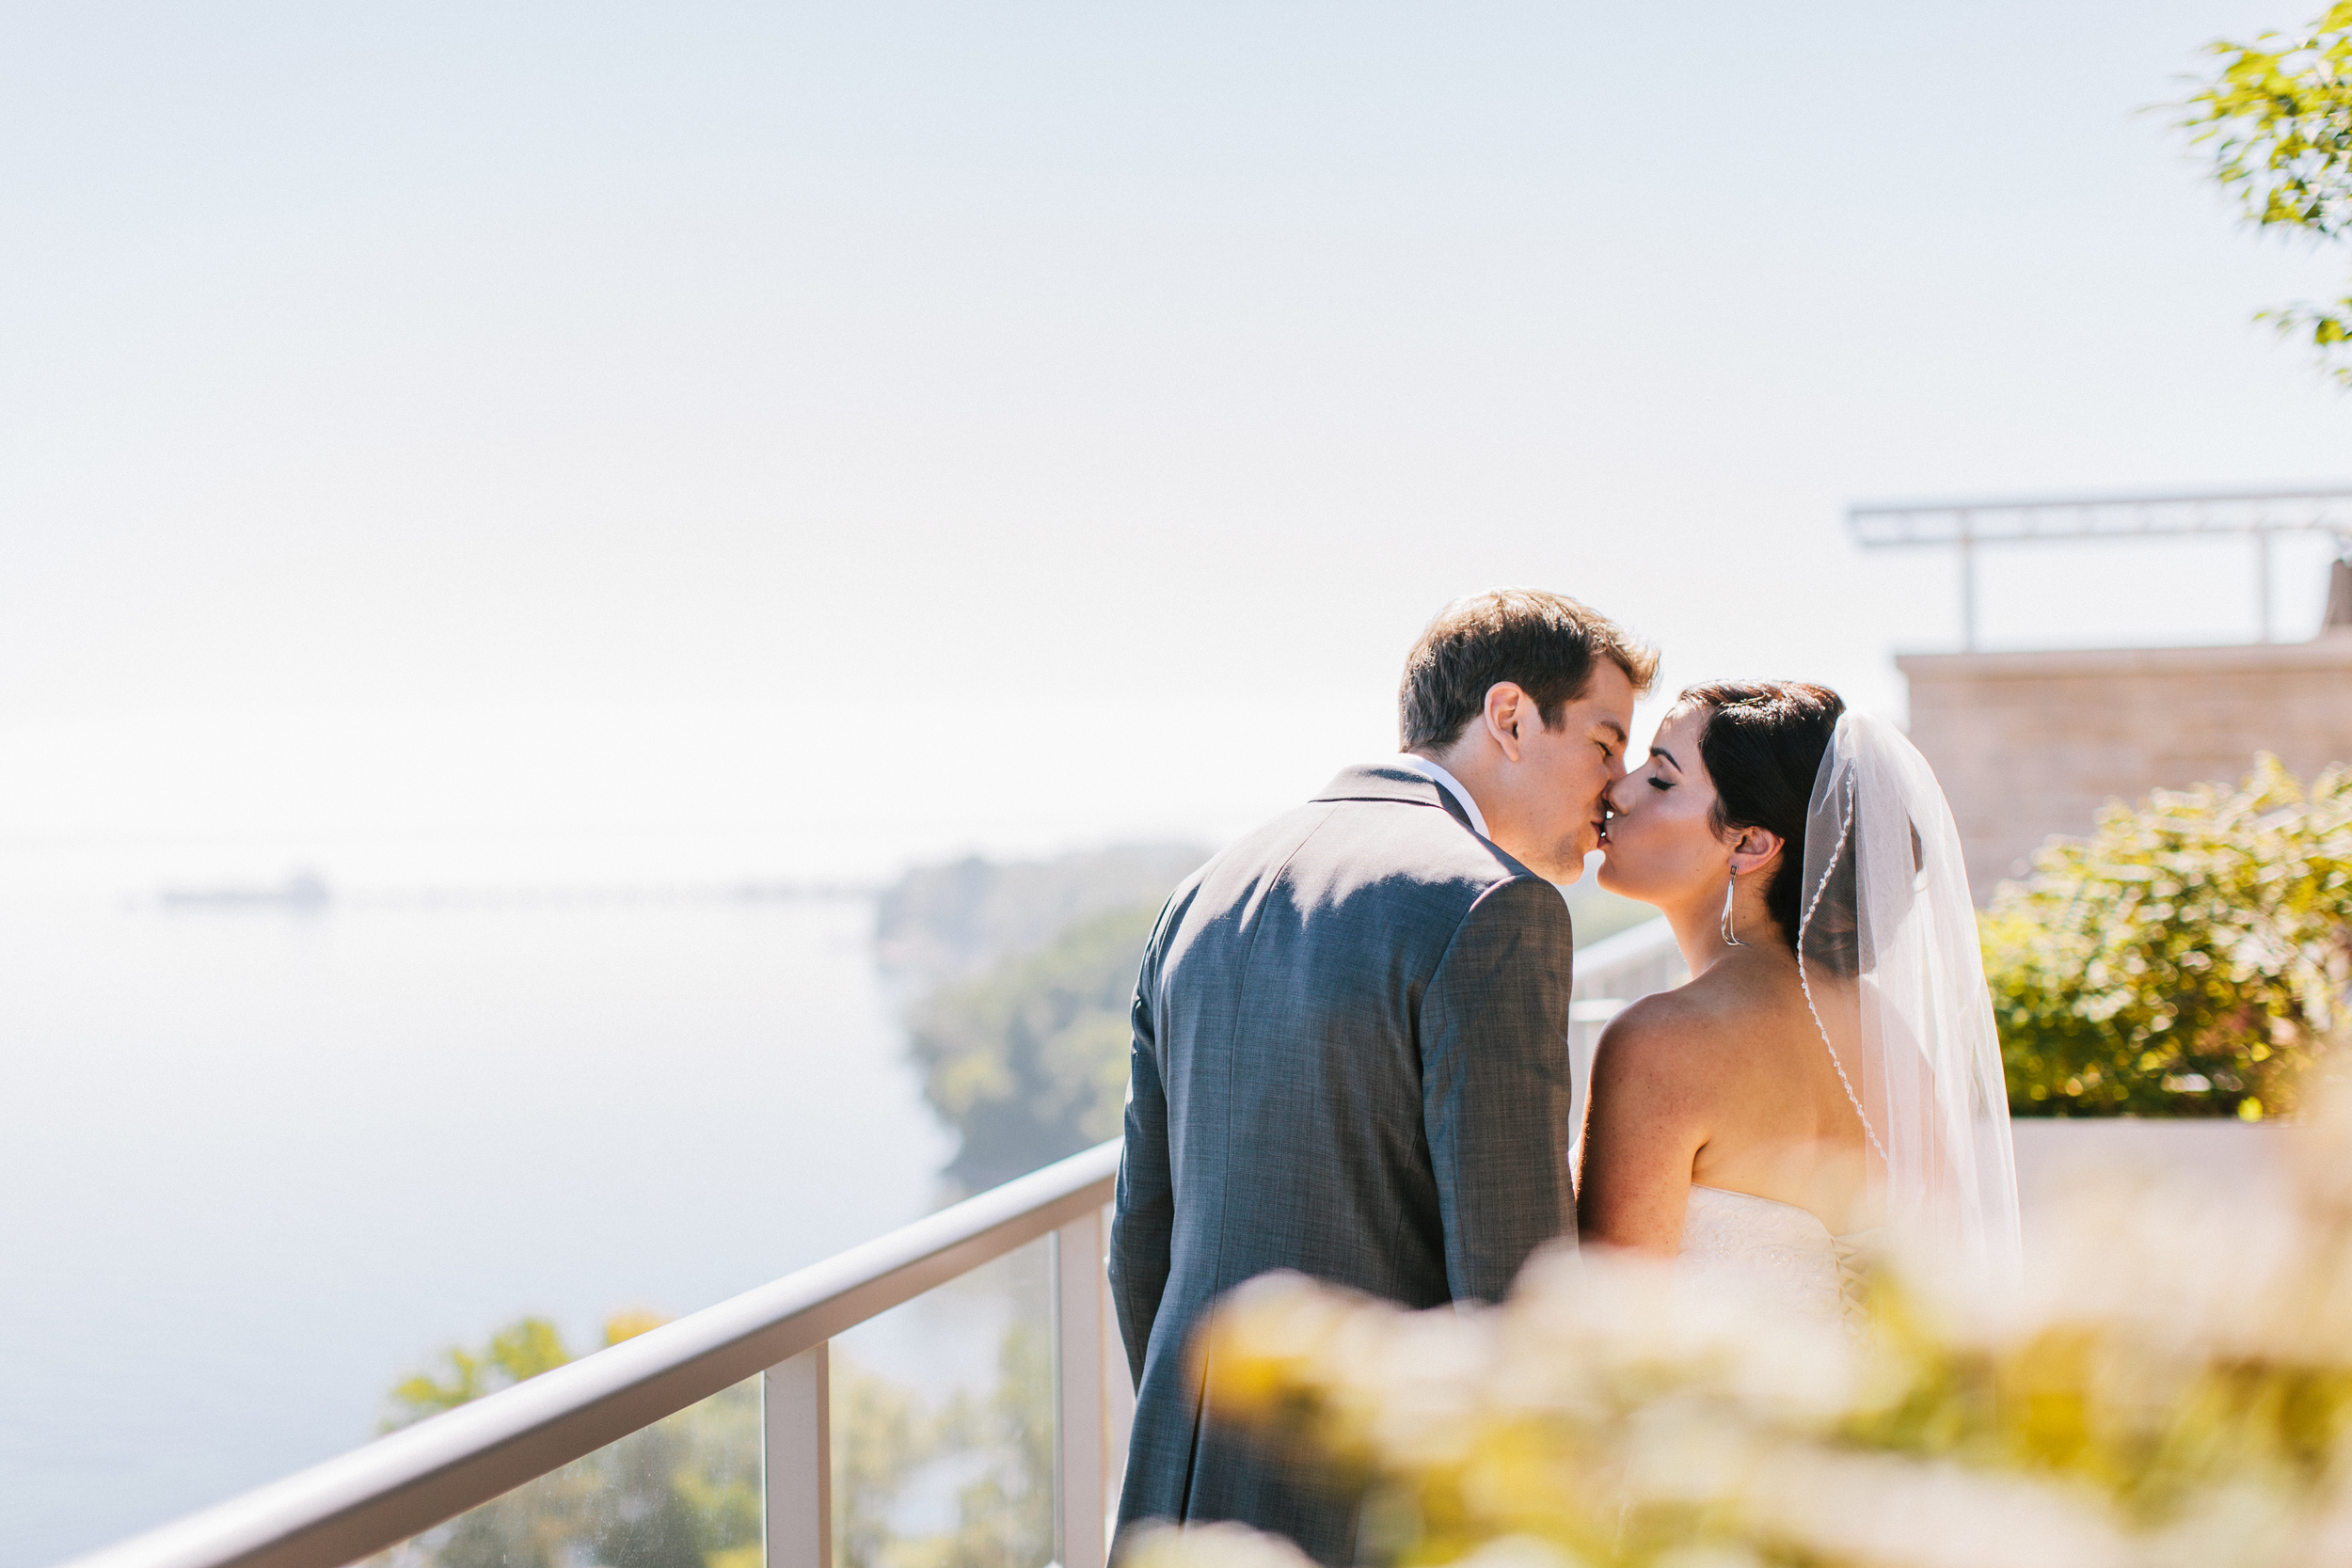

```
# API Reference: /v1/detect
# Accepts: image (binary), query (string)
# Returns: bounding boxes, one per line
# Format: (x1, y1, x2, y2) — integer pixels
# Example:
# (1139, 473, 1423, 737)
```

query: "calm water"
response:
(0, 879, 956, 1567)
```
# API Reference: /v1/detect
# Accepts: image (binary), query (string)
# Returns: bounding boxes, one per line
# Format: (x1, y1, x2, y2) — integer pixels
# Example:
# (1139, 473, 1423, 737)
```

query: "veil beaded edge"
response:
(1795, 711, 2023, 1277)
(1795, 768, 1890, 1168)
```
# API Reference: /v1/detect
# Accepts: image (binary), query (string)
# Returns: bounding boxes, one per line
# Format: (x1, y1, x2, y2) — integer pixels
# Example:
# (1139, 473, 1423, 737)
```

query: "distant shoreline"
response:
(153, 876, 884, 912)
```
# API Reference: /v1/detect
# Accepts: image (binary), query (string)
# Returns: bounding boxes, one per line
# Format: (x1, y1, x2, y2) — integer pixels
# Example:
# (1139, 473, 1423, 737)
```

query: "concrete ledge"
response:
(2011, 1118, 2293, 1220)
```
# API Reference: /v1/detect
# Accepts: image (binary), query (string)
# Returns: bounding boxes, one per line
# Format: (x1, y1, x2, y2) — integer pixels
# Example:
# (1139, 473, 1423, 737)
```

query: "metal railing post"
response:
(1100, 1203, 1134, 1535)
(1054, 1210, 1108, 1568)
(1957, 512, 1978, 652)
(764, 1344, 831, 1568)
(2257, 528, 2275, 642)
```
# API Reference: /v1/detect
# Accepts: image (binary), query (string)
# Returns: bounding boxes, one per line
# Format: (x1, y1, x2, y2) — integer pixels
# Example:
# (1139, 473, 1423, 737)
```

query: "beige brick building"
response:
(1899, 632, 2352, 903)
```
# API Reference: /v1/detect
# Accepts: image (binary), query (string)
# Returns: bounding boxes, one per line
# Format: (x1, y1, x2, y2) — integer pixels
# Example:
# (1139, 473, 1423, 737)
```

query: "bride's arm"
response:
(1576, 996, 1713, 1256)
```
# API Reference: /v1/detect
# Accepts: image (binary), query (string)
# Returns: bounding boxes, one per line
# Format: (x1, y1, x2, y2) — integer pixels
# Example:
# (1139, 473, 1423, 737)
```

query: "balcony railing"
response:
(1567, 917, 1682, 1068)
(56, 921, 1677, 1568)
(56, 1139, 1129, 1568)
(1566, 916, 1682, 1165)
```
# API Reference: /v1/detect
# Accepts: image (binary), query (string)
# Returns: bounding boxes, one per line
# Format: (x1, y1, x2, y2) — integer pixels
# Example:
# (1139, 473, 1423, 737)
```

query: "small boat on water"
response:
(157, 868, 332, 911)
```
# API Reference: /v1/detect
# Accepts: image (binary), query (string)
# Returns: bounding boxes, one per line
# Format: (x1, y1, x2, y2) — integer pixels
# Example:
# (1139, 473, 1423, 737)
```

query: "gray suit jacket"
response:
(1109, 765, 1578, 1565)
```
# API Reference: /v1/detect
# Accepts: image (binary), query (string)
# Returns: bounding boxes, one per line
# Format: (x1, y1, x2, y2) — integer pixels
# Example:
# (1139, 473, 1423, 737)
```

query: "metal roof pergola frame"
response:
(1846, 485, 2352, 649)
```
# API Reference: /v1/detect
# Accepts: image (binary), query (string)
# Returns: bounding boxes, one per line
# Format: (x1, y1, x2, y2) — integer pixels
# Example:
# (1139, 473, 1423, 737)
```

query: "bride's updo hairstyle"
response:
(1682, 680, 1846, 948)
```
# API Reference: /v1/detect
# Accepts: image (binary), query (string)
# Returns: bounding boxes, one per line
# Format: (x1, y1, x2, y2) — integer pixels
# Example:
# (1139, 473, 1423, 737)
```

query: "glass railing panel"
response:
(830, 1232, 1056, 1568)
(358, 1374, 763, 1568)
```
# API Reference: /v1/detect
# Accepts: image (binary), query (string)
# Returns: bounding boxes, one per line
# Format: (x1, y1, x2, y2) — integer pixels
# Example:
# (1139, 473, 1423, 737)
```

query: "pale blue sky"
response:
(4, 2, 2347, 876)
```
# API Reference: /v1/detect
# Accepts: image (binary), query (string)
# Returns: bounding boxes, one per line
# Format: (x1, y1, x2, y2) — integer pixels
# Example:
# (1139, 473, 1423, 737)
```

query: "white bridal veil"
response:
(1795, 711, 2023, 1275)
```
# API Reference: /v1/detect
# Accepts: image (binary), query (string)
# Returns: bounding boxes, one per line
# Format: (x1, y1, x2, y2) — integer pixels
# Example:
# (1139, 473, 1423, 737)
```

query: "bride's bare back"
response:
(1578, 944, 1871, 1251)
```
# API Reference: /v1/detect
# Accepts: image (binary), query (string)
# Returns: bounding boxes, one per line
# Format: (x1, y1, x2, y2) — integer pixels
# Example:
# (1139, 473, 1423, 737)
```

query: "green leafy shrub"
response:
(1983, 754, 2352, 1117)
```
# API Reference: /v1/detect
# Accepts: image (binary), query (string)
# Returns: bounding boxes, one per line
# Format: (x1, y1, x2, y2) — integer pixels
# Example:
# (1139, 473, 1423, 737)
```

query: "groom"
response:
(1109, 589, 1655, 1565)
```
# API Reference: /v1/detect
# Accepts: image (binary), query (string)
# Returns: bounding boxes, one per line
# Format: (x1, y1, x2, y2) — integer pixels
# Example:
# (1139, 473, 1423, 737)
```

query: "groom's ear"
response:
(1481, 681, 1533, 762)
(1728, 826, 1784, 876)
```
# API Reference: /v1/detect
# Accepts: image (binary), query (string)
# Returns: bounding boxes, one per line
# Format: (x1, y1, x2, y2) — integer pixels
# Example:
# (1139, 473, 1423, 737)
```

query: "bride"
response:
(1576, 680, 2019, 1327)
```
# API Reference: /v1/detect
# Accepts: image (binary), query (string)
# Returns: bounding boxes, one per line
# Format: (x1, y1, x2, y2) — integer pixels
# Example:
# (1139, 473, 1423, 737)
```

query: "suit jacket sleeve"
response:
(1420, 875, 1578, 1302)
(1108, 925, 1174, 1389)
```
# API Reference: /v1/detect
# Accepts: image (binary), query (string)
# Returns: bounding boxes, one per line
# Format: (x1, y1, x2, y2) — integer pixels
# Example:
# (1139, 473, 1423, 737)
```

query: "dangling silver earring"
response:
(1721, 868, 1744, 947)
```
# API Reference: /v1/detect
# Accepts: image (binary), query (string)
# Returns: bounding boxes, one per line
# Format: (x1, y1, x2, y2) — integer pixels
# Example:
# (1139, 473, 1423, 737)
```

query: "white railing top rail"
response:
(1564, 917, 1683, 1166)
(57, 1139, 1124, 1568)
(1570, 916, 1679, 999)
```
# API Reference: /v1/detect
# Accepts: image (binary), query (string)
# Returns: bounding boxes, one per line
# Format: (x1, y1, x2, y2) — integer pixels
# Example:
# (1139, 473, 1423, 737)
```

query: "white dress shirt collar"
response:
(1392, 753, 1490, 840)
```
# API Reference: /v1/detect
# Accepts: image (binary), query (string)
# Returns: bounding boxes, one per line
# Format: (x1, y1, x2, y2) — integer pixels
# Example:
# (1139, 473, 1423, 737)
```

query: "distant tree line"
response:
(881, 845, 1206, 1193)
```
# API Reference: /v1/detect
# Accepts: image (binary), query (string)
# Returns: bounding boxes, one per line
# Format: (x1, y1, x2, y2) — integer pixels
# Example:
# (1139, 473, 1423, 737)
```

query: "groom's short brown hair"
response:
(1398, 589, 1658, 752)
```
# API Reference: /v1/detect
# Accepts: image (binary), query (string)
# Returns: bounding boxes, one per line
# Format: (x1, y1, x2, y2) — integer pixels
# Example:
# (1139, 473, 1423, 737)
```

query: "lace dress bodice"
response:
(1678, 1185, 1874, 1335)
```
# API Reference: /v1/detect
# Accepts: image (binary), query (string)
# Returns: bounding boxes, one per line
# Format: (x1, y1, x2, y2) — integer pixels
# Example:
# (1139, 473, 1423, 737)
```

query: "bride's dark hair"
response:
(1681, 679, 1845, 948)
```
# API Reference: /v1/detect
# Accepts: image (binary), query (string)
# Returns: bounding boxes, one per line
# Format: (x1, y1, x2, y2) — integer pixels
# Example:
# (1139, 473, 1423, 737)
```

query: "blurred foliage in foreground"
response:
(371, 1313, 1052, 1568)
(1150, 1092, 2352, 1568)
(2181, 2, 2352, 382)
(1983, 755, 2352, 1117)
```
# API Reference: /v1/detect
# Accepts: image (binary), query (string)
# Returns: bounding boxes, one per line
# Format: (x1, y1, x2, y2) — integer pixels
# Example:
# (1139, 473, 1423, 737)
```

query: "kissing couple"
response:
(1107, 588, 2020, 1565)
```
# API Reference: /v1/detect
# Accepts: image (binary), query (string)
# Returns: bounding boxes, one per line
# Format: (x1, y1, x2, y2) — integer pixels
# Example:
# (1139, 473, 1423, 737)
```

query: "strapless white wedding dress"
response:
(1678, 1185, 1874, 1336)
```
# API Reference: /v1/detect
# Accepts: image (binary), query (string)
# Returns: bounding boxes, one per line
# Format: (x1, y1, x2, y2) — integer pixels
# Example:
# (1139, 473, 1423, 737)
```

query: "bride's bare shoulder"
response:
(1601, 966, 1753, 1042)
(1588, 978, 1752, 1101)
